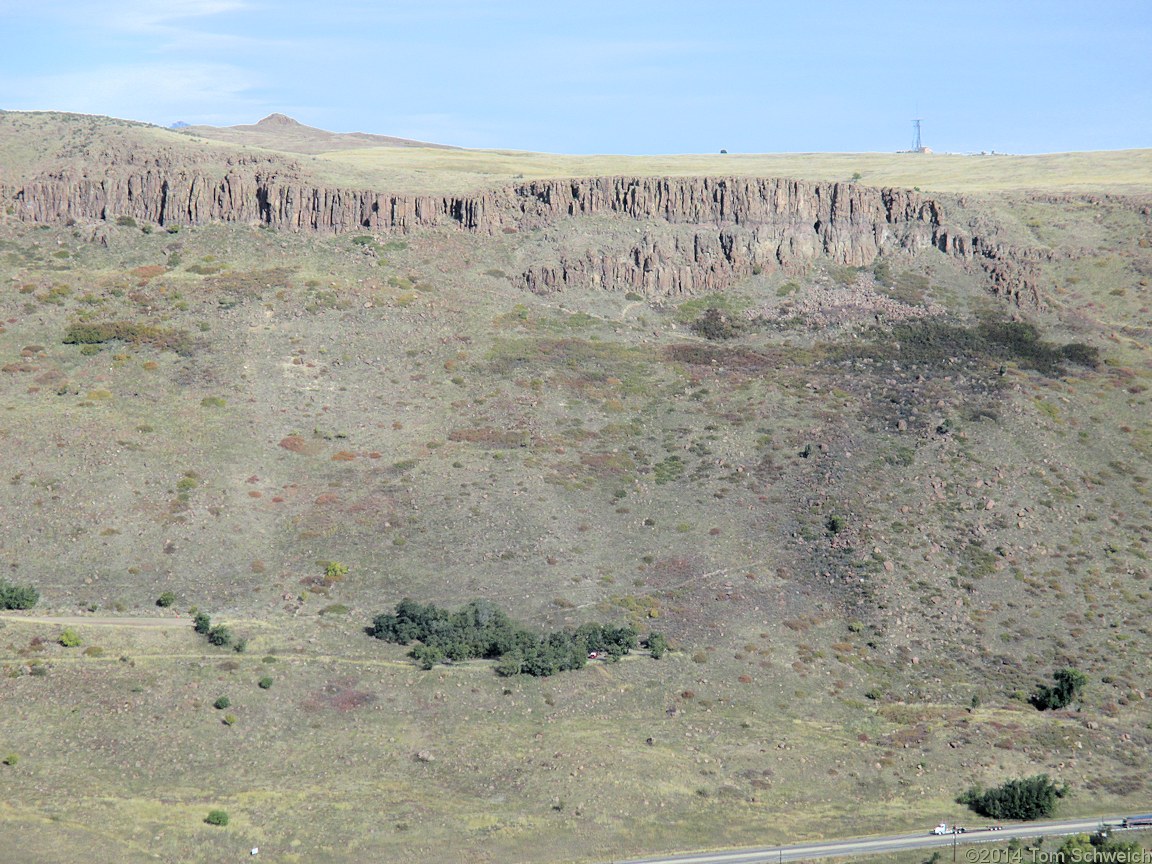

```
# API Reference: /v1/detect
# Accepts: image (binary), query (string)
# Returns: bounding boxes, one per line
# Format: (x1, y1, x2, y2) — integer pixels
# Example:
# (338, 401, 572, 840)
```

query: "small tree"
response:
(156, 592, 176, 608)
(193, 612, 212, 635)
(213, 696, 230, 710)
(1032, 668, 1087, 710)
(206, 625, 233, 648)
(257, 676, 273, 690)
(0, 578, 39, 610)
(959, 774, 1067, 820)
(58, 628, 82, 648)
(204, 809, 229, 826)
(646, 631, 669, 660)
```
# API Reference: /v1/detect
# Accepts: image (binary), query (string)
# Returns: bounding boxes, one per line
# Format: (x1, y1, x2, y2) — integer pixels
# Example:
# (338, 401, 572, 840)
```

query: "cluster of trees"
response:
(0, 578, 39, 610)
(959, 774, 1067, 820)
(1031, 668, 1087, 710)
(370, 598, 665, 677)
(1052, 833, 1148, 863)
(193, 612, 245, 652)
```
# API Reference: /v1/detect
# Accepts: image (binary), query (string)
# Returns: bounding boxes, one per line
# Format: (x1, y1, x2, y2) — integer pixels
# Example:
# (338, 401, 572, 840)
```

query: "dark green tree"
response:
(0, 578, 39, 610)
(646, 631, 669, 659)
(1032, 668, 1087, 710)
(959, 774, 1067, 820)
(193, 612, 212, 635)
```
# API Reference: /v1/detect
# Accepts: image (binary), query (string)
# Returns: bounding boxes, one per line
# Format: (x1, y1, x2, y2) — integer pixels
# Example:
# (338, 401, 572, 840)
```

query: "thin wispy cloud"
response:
(4, 63, 265, 125)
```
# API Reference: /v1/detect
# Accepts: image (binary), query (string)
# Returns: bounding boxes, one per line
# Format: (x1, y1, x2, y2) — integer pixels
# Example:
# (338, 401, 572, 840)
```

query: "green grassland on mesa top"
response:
(1, 115, 1152, 864)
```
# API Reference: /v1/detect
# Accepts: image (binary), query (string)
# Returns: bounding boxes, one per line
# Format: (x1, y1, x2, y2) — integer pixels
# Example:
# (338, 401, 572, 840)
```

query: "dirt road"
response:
(0, 614, 192, 629)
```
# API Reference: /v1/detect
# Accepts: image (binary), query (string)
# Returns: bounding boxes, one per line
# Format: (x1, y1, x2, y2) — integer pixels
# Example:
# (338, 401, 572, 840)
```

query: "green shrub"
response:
(1031, 668, 1087, 710)
(213, 696, 230, 710)
(0, 578, 39, 610)
(63, 321, 193, 355)
(646, 631, 668, 659)
(2, 753, 18, 767)
(691, 307, 742, 341)
(959, 774, 1067, 820)
(257, 677, 273, 690)
(156, 591, 176, 608)
(204, 809, 229, 826)
(58, 628, 82, 648)
(207, 625, 233, 647)
(193, 612, 212, 634)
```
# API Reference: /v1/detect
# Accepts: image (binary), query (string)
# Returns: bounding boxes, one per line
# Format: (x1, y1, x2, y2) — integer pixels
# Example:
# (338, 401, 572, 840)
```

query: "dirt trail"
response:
(0, 614, 192, 628)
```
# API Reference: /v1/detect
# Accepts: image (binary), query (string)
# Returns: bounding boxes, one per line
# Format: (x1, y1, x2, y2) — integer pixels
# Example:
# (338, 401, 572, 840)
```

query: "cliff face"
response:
(3, 168, 1040, 305)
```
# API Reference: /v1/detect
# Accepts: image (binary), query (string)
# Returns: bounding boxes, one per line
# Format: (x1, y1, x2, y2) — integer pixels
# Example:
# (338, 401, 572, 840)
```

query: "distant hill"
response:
(179, 112, 460, 155)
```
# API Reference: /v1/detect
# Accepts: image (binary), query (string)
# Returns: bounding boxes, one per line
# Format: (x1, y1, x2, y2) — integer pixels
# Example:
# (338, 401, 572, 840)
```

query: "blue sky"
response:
(1, 0, 1149, 154)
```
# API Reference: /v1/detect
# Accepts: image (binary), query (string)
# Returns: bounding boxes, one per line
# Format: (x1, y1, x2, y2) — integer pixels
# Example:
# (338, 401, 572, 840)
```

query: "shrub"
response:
(58, 628, 82, 648)
(1032, 668, 1087, 710)
(959, 774, 1067, 820)
(207, 625, 233, 648)
(193, 612, 212, 634)
(204, 809, 229, 826)
(257, 677, 273, 690)
(156, 591, 176, 608)
(62, 321, 192, 355)
(690, 307, 742, 341)
(646, 631, 669, 659)
(214, 696, 231, 710)
(0, 578, 39, 610)
(2, 753, 18, 767)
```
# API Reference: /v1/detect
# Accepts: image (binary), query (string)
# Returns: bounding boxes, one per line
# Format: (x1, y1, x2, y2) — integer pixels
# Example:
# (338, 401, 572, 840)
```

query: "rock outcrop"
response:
(3, 167, 1043, 304)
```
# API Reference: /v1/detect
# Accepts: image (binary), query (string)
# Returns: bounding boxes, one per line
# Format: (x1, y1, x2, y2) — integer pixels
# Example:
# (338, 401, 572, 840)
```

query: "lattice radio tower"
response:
(912, 118, 924, 152)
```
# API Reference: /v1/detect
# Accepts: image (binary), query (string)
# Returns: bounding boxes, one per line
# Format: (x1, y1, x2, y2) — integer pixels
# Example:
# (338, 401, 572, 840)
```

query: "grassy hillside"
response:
(0, 112, 1150, 863)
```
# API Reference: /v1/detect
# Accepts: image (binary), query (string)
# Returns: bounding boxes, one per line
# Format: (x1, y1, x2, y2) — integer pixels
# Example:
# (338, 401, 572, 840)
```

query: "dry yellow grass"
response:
(315, 146, 1152, 195)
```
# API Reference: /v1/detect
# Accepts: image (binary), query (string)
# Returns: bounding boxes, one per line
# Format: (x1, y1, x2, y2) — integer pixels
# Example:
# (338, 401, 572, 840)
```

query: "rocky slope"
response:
(4, 161, 1053, 305)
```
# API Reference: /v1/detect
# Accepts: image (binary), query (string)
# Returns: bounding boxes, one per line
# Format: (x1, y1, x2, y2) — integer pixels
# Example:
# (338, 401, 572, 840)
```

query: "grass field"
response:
(316, 146, 1152, 195)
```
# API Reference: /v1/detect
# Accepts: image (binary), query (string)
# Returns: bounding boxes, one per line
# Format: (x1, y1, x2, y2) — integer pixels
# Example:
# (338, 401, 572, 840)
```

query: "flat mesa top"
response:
(1, 111, 1149, 196)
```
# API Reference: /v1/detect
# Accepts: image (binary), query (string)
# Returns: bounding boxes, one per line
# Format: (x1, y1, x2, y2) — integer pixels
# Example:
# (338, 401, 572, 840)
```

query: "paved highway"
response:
(613, 814, 1138, 864)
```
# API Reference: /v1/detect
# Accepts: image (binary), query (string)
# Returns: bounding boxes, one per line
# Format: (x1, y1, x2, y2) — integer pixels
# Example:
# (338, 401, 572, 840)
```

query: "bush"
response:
(646, 631, 669, 659)
(691, 307, 742, 341)
(156, 592, 176, 608)
(213, 696, 230, 710)
(257, 677, 273, 689)
(193, 612, 212, 635)
(0, 578, 39, 610)
(58, 628, 82, 648)
(204, 809, 229, 826)
(1032, 668, 1087, 710)
(207, 625, 233, 648)
(959, 774, 1067, 820)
